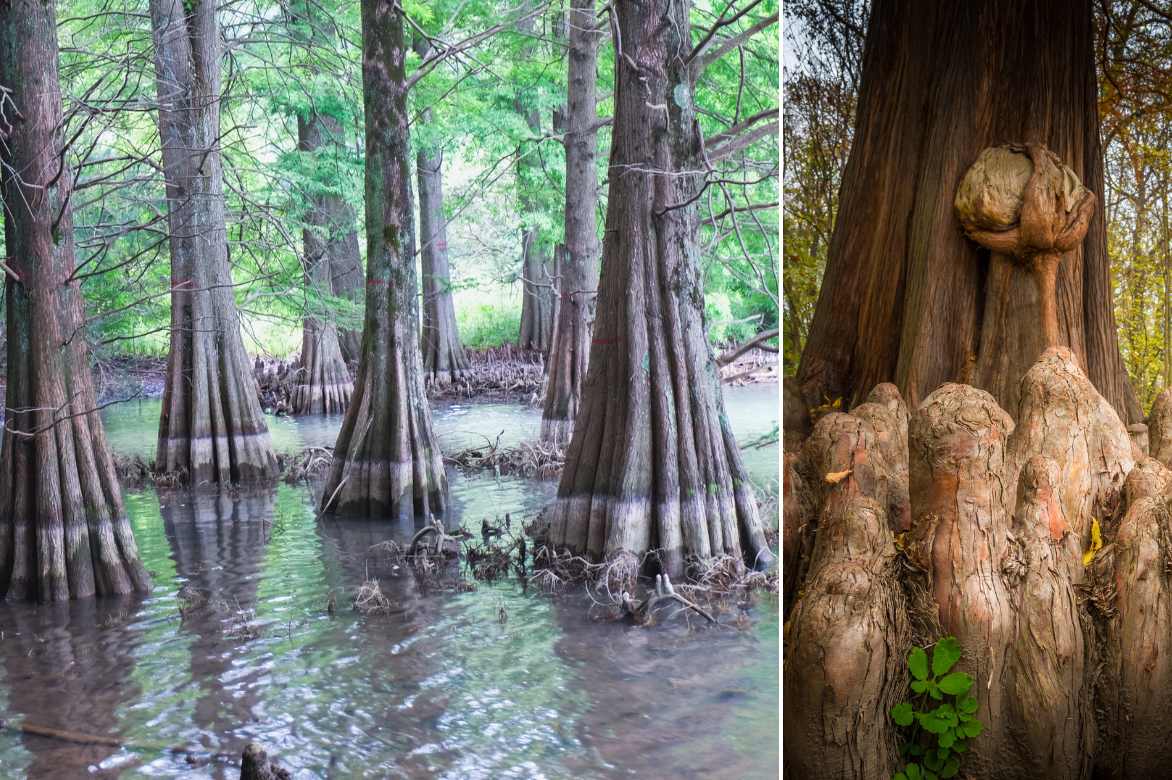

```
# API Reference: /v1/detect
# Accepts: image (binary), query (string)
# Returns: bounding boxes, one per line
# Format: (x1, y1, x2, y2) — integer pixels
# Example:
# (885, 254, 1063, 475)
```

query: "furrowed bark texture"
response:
(413, 38, 469, 386)
(796, 0, 1139, 424)
(0, 0, 150, 601)
(1147, 387, 1172, 466)
(907, 383, 1020, 776)
(784, 386, 911, 778)
(416, 148, 469, 384)
(150, 0, 277, 484)
(292, 112, 354, 416)
(783, 494, 908, 780)
(319, 1, 447, 520)
(782, 452, 808, 616)
(546, 0, 770, 575)
(540, 0, 601, 447)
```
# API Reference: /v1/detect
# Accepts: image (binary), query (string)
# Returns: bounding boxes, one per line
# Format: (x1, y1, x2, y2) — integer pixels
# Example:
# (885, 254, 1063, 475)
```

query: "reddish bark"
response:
(796, 0, 1139, 424)
(541, 0, 601, 447)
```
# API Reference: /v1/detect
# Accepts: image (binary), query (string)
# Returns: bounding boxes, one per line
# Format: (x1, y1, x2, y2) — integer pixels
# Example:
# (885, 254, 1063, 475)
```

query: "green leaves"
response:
(932, 637, 963, 676)
(891, 637, 981, 780)
(938, 672, 972, 696)
(908, 647, 929, 681)
(891, 702, 915, 727)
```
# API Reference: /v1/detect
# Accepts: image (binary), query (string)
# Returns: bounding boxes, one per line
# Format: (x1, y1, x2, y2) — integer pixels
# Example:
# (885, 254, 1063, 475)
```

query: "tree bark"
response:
(329, 222, 364, 364)
(0, 0, 151, 601)
(545, 0, 772, 578)
(292, 113, 355, 416)
(796, 0, 1140, 424)
(319, 1, 447, 520)
(413, 40, 469, 385)
(541, 0, 601, 447)
(150, 0, 278, 484)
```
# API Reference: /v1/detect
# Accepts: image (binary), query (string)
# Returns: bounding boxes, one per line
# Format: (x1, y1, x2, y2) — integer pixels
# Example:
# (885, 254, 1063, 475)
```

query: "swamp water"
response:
(0, 385, 779, 779)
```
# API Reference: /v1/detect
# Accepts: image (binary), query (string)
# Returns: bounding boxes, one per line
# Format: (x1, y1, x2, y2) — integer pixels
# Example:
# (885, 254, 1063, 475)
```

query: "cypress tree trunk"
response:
(319, 1, 447, 520)
(417, 146, 470, 383)
(541, 0, 601, 447)
(0, 0, 150, 600)
(413, 40, 469, 385)
(514, 15, 556, 354)
(330, 221, 364, 364)
(795, 0, 1140, 424)
(150, 0, 278, 483)
(292, 113, 355, 416)
(546, 0, 772, 578)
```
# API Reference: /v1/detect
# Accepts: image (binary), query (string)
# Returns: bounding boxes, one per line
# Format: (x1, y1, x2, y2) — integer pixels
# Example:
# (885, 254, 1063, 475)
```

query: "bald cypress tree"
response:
(0, 0, 150, 600)
(318, 0, 447, 519)
(547, 0, 772, 577)
(150, 0, 278, 482)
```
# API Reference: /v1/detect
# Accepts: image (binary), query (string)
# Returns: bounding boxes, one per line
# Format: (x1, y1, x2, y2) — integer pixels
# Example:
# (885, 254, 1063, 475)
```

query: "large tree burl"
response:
(954, 143, 1096, 349)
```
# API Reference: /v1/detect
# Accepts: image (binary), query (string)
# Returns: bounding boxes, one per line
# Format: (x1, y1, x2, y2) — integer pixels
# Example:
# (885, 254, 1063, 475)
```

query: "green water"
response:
(0, 385, 779, 778)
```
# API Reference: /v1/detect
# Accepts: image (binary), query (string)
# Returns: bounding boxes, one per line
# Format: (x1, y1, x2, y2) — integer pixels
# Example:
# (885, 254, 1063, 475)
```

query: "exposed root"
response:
(446, 437, 566, 479)
(276, 446, 333, 484)
(352, 579, 396, 615)
(426, 345, 546, 401)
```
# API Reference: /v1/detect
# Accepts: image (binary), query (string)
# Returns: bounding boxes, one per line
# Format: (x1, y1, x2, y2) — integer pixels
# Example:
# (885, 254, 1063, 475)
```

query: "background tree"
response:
(514, 13, 558, 353)
(414, 36, 471, 385)
(288, 1, 357, 415)
(150, 0, 278, 481)
(0, 0, 150, 600)
(546, 0, 776, 577)
(795, 0, 1140, 424)
(541, 0, 603, 446)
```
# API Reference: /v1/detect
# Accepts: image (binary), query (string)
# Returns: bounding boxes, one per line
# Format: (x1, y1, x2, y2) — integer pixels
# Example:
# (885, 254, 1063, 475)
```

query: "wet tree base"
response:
(783, 346, 1172, 779)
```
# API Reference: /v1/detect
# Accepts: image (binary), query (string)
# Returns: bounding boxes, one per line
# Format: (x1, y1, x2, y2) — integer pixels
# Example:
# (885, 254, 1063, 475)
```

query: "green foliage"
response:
(455, 288, 522, 350)
(891, 637, 982, 780)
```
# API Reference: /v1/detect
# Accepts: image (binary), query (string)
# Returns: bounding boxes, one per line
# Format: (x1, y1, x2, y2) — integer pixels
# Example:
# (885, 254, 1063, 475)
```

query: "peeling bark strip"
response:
(541, 0, 601, 447)
(0, 0, 150, 600)
(149, 0, 277, 483)
(319, 1, 447, 520)
(292, 112, 354, 416)
(546, 0, 770, 576)
(796, 0, 1139, 424)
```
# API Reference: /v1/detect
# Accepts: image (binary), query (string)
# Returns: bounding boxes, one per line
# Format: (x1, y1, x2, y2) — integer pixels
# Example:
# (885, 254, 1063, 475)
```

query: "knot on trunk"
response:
(955, 144, 1096, 351)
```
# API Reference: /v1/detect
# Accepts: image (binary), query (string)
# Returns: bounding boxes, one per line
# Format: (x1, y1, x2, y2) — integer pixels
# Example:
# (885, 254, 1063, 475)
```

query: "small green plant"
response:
(890, 636, 983, 780)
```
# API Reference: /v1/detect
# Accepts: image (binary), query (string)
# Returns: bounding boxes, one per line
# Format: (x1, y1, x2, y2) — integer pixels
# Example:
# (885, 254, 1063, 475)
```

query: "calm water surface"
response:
(0, 385, 779, 778)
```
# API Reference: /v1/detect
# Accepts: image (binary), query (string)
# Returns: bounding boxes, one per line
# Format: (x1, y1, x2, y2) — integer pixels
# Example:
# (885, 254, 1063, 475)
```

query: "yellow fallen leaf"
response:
(825, 469, 851, 484)
(1083, 517, 1103, 566)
